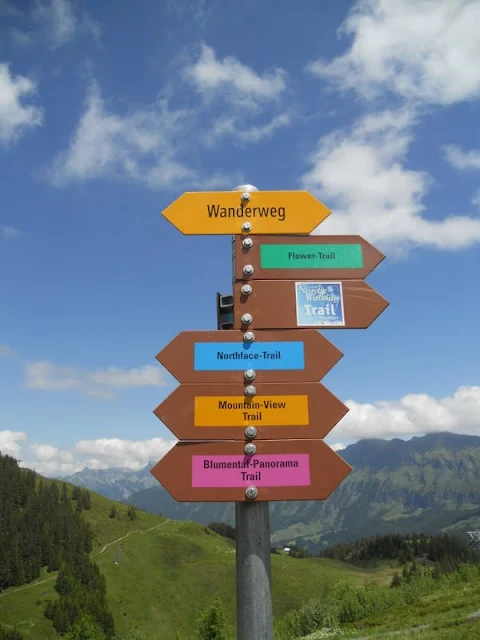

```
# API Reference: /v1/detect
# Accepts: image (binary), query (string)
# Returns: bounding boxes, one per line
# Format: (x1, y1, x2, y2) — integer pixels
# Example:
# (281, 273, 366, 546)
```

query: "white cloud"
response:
(32, 0, 101, 49)
(185, 43, 287, 108)
(48, 82, 240, 189)
(24, 360, 168, 399)
(0, 430, 27, 457)
(301, 109, 480, 251)
(0, 63, 43, 146)
(307, 0, 480, 106)
(0, 225, 22, 239)
(331, 443, 346, 452)
(24, 436, 176, 476)
(444, 145, 480, 171)
(332, 385, 480, 442)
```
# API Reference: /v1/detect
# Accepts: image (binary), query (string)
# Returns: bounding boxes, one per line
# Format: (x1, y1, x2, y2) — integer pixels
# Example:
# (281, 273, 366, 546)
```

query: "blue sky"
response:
(0, 0, 479, 475)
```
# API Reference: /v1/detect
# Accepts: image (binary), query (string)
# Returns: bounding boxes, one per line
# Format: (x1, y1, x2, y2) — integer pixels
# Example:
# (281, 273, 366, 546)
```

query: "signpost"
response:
(153, 183, 388, 640)
(234, 279, 389, 330)
(156, 329, 343, 383)
(153, 382, 349, 441)
(233, 234, 385, 280)
(161, 190, 331, 235)
(150, 439, 352, 502)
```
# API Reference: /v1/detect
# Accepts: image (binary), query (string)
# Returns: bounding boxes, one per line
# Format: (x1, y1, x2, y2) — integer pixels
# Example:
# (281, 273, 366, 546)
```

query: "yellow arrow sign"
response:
(161, 191, 331, 235)
(194, 395, 309, 427)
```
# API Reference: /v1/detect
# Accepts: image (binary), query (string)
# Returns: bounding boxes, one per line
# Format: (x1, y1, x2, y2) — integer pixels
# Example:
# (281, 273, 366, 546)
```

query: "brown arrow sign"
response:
(156, 330, 343, 384)
(233, 234, 385, 281)
(150, 439, 352, 502)
(153, 382, 348, 441)
(233, 280, 389, 330)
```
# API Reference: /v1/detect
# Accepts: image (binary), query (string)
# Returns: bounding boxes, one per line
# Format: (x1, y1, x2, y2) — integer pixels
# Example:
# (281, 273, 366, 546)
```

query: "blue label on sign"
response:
(194, 342, 305, 371)
(295, 282, 345, 327)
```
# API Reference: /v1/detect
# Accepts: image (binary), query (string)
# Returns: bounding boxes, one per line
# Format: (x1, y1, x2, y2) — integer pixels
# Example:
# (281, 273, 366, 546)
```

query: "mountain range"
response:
(58, 462, 158, 501)
(59, 432, 480, 552)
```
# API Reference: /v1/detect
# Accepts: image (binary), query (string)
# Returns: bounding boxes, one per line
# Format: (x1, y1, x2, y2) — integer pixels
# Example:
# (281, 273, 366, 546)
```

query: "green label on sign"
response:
(260, 244, 364, 269)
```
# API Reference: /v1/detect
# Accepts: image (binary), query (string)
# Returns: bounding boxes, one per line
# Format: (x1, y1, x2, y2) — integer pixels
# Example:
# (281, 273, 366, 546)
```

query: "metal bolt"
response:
(241, 192, 251, 202)
(245, 486, 258, 499)
(243, 331, 255, 342)
(245, 425, 257, 439)
(242, 238, 254, 249)
(241, 222, 252, 232)
(241, 313, 253, 325)
(243, 264, 254, 276)
(241, 284, 252, 296)
(245, 384, 256, 397)
(244, 369, 256, 381)
(244, 442, 256, 455)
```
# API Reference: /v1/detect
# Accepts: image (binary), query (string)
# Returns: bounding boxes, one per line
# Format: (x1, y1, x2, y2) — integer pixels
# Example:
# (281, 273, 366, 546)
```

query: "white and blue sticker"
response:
(295, 282, 345, 327)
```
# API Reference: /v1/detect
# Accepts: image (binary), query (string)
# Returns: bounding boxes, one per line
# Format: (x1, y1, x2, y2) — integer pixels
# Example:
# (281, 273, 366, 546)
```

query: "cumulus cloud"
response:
(330, 385, 480, 443)
(0, 63, 43, 146)
(28, 437, 175, 476)
(47, 82, 240, 188)
(24, 360, 168, 399)
(444, 145, 480, 171)
(307, 0, 480, 106)
(185, 43, 287, 108)
(0, 430, 27, 457)
(301, 108, 480, 251)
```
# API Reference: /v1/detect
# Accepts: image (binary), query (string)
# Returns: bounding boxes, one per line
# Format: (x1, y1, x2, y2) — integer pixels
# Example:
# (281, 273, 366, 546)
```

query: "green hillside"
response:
(0, 479, 394, 639)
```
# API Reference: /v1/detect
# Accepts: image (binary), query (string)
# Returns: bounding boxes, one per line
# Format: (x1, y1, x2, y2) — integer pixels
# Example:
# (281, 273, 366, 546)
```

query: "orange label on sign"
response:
(194, 395, 309, 427)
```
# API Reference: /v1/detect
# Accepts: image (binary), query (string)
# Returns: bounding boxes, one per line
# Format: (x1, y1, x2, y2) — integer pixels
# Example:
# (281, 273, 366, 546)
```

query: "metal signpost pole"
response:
(236, 500, 273, 640)
(232, 184, 274, 640)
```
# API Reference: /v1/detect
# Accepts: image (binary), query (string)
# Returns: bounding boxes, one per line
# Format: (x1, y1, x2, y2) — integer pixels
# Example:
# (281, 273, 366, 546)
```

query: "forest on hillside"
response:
(319, 531, 480, 568)
(0, 452, 114, 638)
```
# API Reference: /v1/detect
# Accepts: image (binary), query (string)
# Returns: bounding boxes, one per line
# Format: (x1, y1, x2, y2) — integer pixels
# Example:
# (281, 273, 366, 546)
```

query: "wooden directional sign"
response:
(234, 280, 388, 330)
(150, 439, 352, 502)
(156, 330, 343, 384)
(233, 235, 385, 281)
(161, 191, 331, 235)
(154, 382, 348, 441)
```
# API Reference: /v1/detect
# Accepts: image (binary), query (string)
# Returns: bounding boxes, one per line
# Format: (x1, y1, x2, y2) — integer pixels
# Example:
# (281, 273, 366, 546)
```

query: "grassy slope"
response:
(299, 571, 480, 640)
(0, 483, 393, 639)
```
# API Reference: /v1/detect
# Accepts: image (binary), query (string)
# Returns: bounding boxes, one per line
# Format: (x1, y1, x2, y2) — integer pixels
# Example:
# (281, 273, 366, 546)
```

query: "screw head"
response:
(245, 425, 257, 439)
(245, 486, 258, 500)
(244, 369, 256, 381)
(244, 442, 256, 455)
(241, 313, 253, 325)
(242, 222, 252, 232)
(241, 192, 251, 202)
(245, 384, 256, 397)
(243, 264, 254, 276)
(241, 284, 252, 296)
(242, 238, 254, 249)
(243, 331, 255, 342)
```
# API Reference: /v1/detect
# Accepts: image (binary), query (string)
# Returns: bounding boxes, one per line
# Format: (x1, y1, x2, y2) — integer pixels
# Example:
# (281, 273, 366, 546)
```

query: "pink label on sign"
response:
(192, 454, 310, 488)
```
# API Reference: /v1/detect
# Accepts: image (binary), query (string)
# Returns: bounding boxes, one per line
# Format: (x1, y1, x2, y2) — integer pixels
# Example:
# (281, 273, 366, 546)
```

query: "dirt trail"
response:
(0, 519, 170, 598)
(99, 519, 169, 554)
